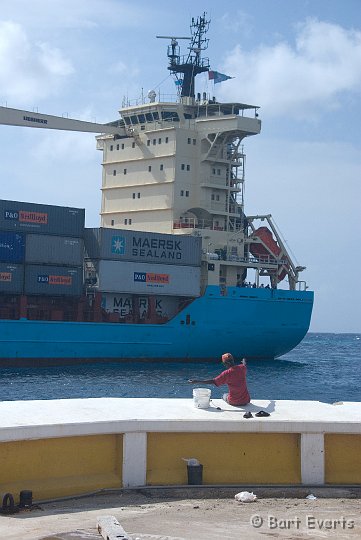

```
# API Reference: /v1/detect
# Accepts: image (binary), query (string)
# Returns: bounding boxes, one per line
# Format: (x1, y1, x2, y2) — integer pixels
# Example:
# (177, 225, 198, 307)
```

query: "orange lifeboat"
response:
(249, 227, 289, 282)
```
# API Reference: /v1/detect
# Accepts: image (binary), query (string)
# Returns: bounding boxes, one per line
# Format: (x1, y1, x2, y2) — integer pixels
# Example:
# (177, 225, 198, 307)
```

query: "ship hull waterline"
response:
(0, 286, 314, 367)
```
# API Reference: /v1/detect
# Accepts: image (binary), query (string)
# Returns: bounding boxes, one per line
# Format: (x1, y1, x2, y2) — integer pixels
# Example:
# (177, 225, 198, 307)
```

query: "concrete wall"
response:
(0, 398, 360, 501)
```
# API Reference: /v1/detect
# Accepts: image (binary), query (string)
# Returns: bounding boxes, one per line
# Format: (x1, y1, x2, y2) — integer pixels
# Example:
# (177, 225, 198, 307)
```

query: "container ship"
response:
(0, 14, 313, 366)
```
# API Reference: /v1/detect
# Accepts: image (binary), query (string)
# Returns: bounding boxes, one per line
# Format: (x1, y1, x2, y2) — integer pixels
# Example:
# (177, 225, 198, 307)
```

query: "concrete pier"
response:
(0, 398, 360, 501)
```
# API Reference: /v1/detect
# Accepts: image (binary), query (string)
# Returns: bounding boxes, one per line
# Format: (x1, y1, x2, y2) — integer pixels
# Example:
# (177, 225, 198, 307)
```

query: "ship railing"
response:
(122, 94, 180, 107)
(173, 218, 224, 231)
(296, 280, 308, 291)
(205, 253, 286, 267)
(171, 55, 210, 69)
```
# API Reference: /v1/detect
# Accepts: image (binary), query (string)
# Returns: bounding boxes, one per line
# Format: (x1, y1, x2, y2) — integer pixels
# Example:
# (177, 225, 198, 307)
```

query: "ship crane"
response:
(0, 105, 125, 135)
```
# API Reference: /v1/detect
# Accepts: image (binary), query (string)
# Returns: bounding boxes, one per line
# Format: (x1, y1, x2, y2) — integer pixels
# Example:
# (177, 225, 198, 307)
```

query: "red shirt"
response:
(213, 364, 250, 405)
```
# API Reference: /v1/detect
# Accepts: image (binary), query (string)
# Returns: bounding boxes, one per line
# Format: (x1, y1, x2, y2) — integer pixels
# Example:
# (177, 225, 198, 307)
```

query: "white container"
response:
(193, 388, 211, 409)
(96, 260, 200, 297)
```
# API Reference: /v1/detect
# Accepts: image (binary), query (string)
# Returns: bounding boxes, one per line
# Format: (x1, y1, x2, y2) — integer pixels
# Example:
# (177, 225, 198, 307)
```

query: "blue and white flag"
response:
(208, 70, 234, 84)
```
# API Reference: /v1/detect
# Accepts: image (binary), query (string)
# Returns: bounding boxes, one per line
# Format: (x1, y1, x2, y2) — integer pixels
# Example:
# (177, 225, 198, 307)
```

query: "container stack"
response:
(84, 228, 202, 321)
(0, 199, 85, 300)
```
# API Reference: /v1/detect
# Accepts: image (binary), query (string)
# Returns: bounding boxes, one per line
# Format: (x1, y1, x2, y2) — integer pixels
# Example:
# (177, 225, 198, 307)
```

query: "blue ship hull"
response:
(0, 286, 313, 366)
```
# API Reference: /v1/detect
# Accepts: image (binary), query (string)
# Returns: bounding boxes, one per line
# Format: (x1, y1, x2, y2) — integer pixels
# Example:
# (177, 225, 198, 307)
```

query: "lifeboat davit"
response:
(249, 227, 289, 282)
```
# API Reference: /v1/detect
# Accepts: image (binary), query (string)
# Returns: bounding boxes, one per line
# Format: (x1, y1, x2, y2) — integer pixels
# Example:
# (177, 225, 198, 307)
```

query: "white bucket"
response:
(193, 388, 211, 409)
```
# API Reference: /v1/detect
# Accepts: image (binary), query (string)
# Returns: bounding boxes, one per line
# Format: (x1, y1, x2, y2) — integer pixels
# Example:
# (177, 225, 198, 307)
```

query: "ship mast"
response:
(157, 13, 210, 98)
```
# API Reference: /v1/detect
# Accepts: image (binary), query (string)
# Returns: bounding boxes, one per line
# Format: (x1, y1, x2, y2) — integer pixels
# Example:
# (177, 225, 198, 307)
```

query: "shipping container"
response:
(0, 199, 85, 236)
(84, 227, 201, 266)
(101, 293, 179, 319)
(26, 234, 84, 266)
(0, 263, 24, 294)
(0, 231, 25, 263)
(96, 260, 200, 297)
(24, 265, 83, 296)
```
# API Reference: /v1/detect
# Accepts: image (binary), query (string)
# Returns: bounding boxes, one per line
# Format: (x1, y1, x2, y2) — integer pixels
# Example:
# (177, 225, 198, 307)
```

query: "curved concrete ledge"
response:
(0, 398, 360, 500)
(0, 398, 360, 439)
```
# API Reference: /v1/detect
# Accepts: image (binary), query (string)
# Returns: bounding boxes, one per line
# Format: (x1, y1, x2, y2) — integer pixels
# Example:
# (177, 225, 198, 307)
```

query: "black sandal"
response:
(255, 410, 270, 417)
(243, 411, 253, 418)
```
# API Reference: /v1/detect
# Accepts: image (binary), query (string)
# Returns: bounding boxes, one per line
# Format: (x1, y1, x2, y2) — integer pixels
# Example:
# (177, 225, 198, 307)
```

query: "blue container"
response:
(24, 264, 83, 296)
(0, 263, 24, 293)
(0, 231, 25, 263)
(0, 199, 85, 237)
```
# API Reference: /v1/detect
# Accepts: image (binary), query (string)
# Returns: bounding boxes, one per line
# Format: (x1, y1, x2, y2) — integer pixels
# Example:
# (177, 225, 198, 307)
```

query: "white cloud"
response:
(218, 19, 361, 118)
(0, 21, 74, 105)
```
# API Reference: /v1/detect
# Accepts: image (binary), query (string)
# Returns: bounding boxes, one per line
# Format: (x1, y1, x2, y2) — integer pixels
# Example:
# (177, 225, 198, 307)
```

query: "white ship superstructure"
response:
(97, 99, 264, 287)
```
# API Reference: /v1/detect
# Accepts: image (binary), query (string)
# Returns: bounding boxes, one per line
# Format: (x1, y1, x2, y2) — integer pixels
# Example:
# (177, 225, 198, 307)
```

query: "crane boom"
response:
(0, 106, 124, 135)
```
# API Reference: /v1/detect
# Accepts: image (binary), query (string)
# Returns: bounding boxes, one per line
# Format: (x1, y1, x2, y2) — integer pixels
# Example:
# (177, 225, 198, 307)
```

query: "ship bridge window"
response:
(138, 114, 145, 123)
(161, 111, 179, 122)
(124, 117, 131, 125)
(145, 113, 154, 122)
(184, 113, 193, 119)
(147, 140, 150, 146)
(153, 111, 159, 120)
(130, 115, 139, 124)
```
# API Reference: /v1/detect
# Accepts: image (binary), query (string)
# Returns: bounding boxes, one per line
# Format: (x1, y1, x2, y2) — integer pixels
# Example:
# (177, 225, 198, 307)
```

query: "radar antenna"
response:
(157, 13, 210, 98)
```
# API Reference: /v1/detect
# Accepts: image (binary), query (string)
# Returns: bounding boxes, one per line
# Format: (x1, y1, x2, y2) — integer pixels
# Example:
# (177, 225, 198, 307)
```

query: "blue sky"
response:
(0, 0, 360, 333)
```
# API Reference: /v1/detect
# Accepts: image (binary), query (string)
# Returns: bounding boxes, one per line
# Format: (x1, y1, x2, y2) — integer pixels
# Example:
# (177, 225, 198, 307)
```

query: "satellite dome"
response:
(148, 90, 156, 103)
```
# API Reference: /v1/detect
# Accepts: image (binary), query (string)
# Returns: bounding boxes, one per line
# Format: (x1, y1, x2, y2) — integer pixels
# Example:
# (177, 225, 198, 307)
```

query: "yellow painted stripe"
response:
(325, 434, 361, 484)
(147, 432, 301, 485)
(0, 435, 123, 501)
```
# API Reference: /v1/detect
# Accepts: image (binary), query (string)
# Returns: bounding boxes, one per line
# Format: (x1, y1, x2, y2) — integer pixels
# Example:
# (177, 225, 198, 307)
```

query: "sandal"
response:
(255, 410, 270, 417)
(243, 411, 253, 418)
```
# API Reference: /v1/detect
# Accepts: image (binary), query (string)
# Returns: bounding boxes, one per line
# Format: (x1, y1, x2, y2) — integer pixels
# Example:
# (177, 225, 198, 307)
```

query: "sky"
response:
(0, 0, 360, 333)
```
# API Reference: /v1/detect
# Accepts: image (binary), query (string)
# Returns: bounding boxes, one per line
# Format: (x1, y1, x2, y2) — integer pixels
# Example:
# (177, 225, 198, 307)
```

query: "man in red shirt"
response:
(188, 353, 250, 406)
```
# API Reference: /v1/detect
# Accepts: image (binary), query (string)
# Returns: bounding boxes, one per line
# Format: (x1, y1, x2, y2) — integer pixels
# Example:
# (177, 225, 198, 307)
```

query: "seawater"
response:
(0, 333, 359, 403)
